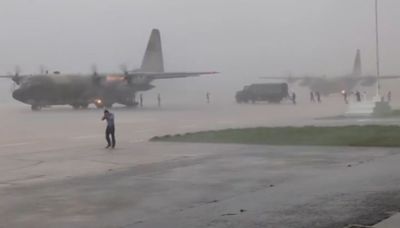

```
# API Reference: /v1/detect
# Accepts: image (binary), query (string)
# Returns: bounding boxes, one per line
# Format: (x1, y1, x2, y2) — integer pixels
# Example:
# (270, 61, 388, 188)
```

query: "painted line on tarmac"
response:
(132, 129, 154, 133)
(131, 139, 147, 143)
(0, 142, 36, 148)
(180, 124, 198, 129)
(71, 135, 103, 140)
(216, 120, 235, 125)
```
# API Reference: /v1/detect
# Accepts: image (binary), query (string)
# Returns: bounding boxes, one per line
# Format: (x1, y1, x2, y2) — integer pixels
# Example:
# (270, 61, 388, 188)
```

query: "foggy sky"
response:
(0, 0, 400, 79)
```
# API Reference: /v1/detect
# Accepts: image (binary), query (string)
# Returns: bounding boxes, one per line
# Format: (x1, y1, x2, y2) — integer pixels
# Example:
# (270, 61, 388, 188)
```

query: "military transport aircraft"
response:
(261, 49, 400, 96)
(0, 29, 217, 110)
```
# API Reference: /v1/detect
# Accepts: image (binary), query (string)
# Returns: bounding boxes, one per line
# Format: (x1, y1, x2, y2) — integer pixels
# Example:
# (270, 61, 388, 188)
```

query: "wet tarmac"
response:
(1, 99, 400, 227)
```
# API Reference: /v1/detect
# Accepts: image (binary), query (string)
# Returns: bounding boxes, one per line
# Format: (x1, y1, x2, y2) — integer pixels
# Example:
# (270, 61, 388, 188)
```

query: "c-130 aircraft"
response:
(0, 29, 217, 110)
(261, 49, 400, 96)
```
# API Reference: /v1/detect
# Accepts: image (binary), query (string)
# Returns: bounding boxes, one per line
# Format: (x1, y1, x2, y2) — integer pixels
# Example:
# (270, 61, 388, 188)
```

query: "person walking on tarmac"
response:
(102, 109, 116, 149)
(157, 93, 161, 107)
(316, 91, 321, 103)
(343, 91, 348, 104)
(139, 94, 143, 107)
(310, 91, 315, 103)
(355, 91, 361, 102)
(292, 92, 296, 105)
(206, 92, 210, 104)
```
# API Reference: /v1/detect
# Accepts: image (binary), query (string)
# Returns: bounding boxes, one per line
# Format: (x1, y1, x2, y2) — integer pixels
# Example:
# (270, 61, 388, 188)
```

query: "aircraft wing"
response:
(261, 75, 325, 79)
(378, 75, 400, 79)
(129, 71, 218, 80)
(261, 76, 304, 80)
(260, 76, 323, 83)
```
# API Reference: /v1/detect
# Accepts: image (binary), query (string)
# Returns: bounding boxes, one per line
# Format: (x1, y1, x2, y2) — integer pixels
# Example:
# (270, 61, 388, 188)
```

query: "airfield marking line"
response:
(131, 129, 154, 133)
(128, 176, 206, 183)
(0, 142, 36, 148)
(71, 135, 103, 140)
(180, 124, 198, 129)
(131, 139, 147, 143)
(216, 120, 235, 125)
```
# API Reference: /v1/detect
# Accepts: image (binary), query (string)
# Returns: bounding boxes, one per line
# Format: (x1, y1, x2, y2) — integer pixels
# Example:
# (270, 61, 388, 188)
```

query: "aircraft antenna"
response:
(375, 0, 381, 98)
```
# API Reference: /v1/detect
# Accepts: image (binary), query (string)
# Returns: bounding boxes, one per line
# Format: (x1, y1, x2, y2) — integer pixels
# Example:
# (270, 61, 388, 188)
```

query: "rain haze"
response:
(1, 0, 400, 103)
(3, 1, 400, 228)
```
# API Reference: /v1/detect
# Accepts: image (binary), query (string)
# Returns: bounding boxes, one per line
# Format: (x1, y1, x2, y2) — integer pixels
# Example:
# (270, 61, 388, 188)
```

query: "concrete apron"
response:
(345, 213, 400, 228)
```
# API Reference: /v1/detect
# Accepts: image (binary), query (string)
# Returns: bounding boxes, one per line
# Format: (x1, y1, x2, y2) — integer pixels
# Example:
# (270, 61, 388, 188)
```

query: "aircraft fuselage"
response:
(12, 74, 153, 110)
(306, 77, 360, 95)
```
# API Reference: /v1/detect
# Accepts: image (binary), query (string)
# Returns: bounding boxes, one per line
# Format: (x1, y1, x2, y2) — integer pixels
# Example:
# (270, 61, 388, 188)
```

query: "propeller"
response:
(39, 65, 47, 74)
(91, 64, 101, 85)
(120, 64, 129, 75)
(91, 64, 98, 76)
(12, 66, 23, 85)
(10, 81, 17, 93)
(120, 64, 132, 84)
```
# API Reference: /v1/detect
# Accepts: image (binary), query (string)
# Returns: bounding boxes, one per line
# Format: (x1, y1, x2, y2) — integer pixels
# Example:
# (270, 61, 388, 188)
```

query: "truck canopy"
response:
(244, 83, 288, 96)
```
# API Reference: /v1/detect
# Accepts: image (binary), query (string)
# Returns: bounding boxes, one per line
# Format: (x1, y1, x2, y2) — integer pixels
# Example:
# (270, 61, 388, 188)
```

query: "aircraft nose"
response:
(12, 88, 25, 102)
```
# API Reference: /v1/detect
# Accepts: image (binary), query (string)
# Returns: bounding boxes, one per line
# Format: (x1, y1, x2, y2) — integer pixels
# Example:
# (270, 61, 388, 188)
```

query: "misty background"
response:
(0, 0, 400, 105)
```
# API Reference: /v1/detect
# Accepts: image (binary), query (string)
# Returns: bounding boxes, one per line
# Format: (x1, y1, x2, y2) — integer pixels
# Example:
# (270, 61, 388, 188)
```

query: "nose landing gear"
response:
(72, 103, 89, 110)
(31, 104, 42, 111)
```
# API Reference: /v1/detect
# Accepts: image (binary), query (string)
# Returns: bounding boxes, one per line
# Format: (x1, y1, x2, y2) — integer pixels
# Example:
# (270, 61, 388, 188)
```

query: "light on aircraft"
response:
(95, 99, 103, 105)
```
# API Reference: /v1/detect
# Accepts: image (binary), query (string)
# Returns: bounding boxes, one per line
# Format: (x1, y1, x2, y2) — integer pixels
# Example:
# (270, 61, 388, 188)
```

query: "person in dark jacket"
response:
(102, 110, 116, 149)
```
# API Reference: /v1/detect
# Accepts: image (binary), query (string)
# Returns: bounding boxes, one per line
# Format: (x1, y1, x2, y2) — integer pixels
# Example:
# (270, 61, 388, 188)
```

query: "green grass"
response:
(150, 126, 400, 147)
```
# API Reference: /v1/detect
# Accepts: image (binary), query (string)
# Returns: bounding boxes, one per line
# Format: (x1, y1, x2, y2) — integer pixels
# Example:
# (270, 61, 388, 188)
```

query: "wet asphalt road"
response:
(2, 143, 400, 228)
(1, 100, 400, 227)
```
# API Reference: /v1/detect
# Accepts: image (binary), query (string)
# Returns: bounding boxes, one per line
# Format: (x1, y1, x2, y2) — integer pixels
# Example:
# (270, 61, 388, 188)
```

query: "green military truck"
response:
(235, 83, 290, 103)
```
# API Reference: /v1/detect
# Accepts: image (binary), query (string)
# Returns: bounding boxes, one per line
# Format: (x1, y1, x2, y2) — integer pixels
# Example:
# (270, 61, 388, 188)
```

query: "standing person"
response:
(310, 91, 315, 103)
(102, 110, 116, 149)
(316, 91, 321, 103)
(355, 91, 361, 102)
(139, 94, 143, 107)
(343, 91, 348, 104)
(388, 91, 392, 102)
(206, 92, 210, 104)
(292, 92, 296, 105)
(157, 93, 161, 107)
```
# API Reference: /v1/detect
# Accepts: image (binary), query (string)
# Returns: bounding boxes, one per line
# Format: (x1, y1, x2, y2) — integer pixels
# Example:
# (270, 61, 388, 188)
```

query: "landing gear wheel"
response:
(95, 103, 104, 109)
(72, 103, 89, 110)
(31, 105, 41, 111)
(80, 104, 89, 109)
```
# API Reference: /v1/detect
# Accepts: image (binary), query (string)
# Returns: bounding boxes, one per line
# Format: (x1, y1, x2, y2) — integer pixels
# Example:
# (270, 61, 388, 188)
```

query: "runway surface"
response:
(1, 99, 400, 227)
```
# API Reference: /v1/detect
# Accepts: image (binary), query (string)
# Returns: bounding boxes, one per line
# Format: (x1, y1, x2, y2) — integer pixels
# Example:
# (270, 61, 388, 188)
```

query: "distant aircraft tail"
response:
(140, 29, 164, 73)
(352, 49, 362, 77)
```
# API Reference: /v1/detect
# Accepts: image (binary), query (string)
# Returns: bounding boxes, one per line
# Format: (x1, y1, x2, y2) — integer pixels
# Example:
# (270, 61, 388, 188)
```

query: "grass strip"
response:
(150, 125, 400, 147)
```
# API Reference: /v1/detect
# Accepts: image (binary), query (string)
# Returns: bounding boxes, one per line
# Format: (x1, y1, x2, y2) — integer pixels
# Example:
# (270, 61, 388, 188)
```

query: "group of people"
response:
(102, 89, 395, 149)
(341, 90, 392, 104)
(138, 92, 212, 107)
(139, 93, 162, 107)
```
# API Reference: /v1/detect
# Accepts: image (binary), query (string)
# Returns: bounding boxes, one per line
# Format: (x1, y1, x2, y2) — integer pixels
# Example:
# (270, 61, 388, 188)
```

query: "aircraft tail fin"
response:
(140, 29, 164, 73)
(352, 49, 362, 77)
